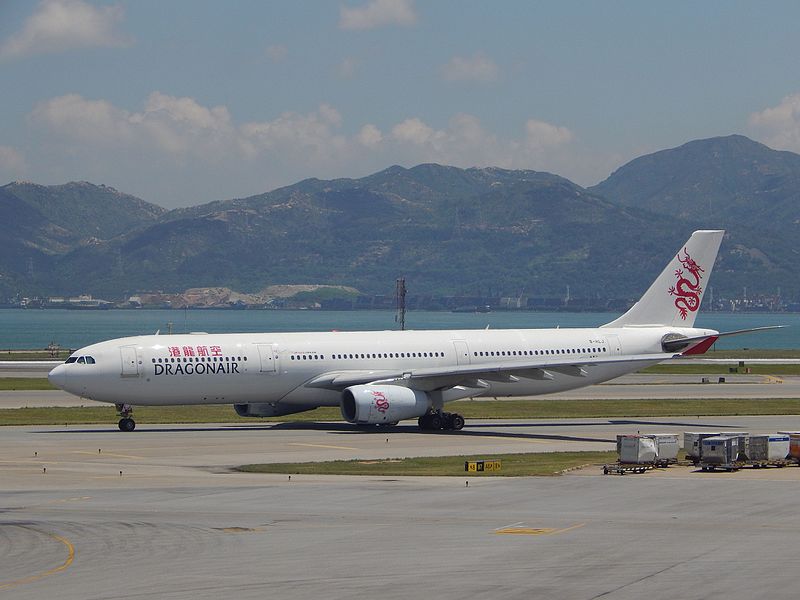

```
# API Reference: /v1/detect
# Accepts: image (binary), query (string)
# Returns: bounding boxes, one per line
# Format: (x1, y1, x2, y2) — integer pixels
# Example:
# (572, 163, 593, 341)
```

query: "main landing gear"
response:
(116, 403, 135, 431)
(418, 411, 465, 431)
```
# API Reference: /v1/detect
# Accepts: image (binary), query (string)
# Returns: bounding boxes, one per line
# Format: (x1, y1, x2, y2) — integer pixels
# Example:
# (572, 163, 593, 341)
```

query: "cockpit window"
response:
(65, 356, 78, 364)
(85, 356, 96, 364)
(77, 356, 86, 364)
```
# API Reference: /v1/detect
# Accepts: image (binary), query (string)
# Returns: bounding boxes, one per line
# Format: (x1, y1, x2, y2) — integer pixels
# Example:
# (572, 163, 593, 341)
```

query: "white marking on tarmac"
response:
(288, 442, 359, 451)
(71, 450, 145, 459)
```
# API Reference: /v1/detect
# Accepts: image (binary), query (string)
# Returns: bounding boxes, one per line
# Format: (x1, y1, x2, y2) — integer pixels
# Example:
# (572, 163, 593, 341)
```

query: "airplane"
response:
(47, 229, 778, 432)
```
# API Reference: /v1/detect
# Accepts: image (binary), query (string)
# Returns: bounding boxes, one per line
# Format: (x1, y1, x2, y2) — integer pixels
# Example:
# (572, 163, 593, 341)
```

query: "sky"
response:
(2, 0, 800, 208)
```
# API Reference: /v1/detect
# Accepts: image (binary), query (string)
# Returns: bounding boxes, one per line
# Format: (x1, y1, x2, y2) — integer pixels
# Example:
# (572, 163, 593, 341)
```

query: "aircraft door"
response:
(452, 340, 471, 365)
(120, 346, 140, 377)
(257, 344, 278, 374)
(605, 334, 622, 356)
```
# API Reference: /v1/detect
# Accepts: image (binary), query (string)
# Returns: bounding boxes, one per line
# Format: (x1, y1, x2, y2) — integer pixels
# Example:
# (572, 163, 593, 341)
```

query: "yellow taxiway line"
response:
(0, 528, 75, 591)
(494, 522, 585, 536)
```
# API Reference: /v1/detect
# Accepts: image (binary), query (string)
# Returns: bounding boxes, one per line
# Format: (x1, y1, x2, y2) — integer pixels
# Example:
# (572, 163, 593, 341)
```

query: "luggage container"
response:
(684, 432, 724, 464)
(699, 436, 740, 471)
(788, 434, 800, 463)
(747, 435, 790, 466)
(618, 435, 658, 464)
(650, 433, 679, 465)
(777, 432, 800, 464)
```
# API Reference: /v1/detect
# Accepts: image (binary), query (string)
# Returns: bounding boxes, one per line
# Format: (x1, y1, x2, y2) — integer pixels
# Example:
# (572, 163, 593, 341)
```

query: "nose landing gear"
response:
(115, 404, 135, 431)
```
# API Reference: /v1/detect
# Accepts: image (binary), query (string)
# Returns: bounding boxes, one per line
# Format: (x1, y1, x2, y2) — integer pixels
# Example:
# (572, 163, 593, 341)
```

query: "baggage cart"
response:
(747, 435, 790, 467)
(603, 462, 654, 475)
(684, 432, 724, 465)
(780, 432, 800, 464)
(618, 435, 658, 464)
(650, 433, 679, 465)
(699, 436, 742, 471)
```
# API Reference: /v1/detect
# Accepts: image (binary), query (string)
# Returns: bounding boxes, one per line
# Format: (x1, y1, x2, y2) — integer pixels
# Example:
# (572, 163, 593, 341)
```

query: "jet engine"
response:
(234, 403, 317, 418)
(340, 385, 431, 425)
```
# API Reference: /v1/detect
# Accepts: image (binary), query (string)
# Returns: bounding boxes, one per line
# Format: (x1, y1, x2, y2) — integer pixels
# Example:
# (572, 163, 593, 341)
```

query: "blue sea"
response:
(0, 309, 795, 351)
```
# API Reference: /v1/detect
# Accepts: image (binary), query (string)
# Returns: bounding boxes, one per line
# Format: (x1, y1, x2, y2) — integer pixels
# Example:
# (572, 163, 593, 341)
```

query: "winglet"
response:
(602, 230, 724, 328)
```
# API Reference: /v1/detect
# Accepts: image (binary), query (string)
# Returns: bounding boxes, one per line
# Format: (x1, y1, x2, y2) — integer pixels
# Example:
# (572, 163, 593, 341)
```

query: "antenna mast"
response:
(395, 277, 406, 331)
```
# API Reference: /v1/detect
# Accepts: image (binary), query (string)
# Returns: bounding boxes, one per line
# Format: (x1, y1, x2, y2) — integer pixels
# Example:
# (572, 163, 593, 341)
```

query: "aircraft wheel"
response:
(451, 414, 465, 430)
(119, 418, 136, 432)
(428, 414, 443, 430)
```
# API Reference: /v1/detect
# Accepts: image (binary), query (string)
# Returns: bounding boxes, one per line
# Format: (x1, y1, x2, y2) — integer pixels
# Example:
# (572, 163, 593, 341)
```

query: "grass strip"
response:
(0, 351, 72, 361)
(641, 364, 800, 375)
(2, 398, 800, 426)
(237, 451, 618, 477)
(0, 405, 339, 426)
(0, 378, 57, 391)
(703, 349, 800, 359)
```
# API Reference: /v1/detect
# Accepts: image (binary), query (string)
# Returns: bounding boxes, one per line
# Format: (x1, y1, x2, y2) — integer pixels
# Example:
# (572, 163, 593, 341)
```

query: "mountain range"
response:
(1, 135, 798, 302)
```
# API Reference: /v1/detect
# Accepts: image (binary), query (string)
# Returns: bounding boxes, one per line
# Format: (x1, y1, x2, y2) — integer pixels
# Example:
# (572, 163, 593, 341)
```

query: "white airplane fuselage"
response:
(49, 325, 712, 407)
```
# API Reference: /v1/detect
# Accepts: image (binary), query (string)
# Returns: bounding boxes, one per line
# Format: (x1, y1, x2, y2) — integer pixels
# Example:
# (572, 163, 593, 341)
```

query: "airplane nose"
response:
(48, 364, 67, 389)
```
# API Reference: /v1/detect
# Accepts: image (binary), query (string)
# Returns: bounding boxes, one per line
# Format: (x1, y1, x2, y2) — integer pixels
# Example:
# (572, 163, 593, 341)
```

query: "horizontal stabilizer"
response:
(668, 326, 785, 355)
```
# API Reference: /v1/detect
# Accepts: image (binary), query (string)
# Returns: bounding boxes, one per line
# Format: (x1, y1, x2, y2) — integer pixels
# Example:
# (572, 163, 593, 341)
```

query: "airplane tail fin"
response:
(602, 230, 724, 328)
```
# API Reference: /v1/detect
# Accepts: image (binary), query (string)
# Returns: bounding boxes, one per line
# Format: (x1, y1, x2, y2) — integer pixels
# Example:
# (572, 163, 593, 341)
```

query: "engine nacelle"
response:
(340, 385, 432, 425)
(234, 403, 316, 418)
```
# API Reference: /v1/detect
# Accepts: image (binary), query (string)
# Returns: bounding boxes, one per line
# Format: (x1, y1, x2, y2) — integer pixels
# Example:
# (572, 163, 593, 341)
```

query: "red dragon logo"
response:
(668, 247, 704, 320)
(372, 390, 390, 413)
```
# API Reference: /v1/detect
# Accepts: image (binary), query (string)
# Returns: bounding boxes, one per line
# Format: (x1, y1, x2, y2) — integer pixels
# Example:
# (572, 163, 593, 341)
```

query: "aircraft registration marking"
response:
(0, 528, 75, 591)
(288, 442, 359, 451)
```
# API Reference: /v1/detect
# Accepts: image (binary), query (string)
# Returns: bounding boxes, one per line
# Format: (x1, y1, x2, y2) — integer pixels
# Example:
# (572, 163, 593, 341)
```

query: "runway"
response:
(3, 416, 800, 599)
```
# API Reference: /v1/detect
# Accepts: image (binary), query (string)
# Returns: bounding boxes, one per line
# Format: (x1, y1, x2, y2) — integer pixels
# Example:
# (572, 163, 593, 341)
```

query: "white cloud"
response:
(357, 124, 383, 147)
(441, 52, 499, 83)
(31, 93, 353, 164)
(26, 91, 587, 205)
(387, 113, 574, 170)
(30, 93, 575, 170)
(0, 0, 131, 60)
(30, 94, 135, 144)
(339, 0, 417, 30)
(0, 146, 26, 176)
(265, 44, 288, 63)
(335, 57, 360, 79)
(525, 119, 573, 147)
(30, 92, 236, 160)
(748, 93, 800, 152)
(391, 117, 439, 145)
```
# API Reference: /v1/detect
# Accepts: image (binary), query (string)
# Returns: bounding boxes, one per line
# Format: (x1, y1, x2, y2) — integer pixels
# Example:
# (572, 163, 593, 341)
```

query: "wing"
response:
(305, 352, 678, 393)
